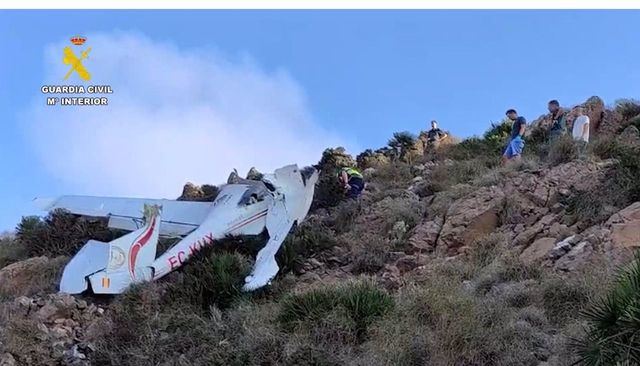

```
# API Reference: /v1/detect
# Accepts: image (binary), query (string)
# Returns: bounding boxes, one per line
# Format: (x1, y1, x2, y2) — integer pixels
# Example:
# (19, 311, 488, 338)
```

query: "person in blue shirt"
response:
(502, 109, 526, 165)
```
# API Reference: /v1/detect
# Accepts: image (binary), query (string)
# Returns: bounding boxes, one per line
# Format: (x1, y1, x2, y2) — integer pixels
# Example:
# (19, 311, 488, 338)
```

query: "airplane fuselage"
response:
(152, 184, 270, 279)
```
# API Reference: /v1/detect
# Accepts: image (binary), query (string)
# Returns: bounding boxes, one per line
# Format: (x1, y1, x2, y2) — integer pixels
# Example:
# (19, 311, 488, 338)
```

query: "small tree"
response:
(387, 131, 417, 163)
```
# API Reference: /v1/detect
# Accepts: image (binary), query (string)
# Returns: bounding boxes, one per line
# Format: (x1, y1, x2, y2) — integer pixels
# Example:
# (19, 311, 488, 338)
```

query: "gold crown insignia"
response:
(70, 36, 86, 46)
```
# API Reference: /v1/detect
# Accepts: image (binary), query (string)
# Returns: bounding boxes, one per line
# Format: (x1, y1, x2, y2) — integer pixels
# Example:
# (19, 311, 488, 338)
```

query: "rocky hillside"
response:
(1, 97, 640, 366)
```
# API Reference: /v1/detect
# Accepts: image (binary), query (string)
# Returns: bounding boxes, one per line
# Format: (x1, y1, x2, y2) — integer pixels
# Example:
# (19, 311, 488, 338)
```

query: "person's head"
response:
(575, 106, 584, 116)
(505, 109, 518, 121)
(431, 120, 438, 129)
(548, 100, 560, 113)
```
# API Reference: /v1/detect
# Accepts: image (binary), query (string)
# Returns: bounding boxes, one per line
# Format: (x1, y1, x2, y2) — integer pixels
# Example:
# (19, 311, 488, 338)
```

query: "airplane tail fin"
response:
(59, 205, 162, 294)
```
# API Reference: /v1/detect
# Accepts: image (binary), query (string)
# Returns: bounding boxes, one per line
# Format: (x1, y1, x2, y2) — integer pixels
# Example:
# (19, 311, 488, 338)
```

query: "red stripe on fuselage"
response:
(128, 216, 157, 280)
(227, 210, 267, 232)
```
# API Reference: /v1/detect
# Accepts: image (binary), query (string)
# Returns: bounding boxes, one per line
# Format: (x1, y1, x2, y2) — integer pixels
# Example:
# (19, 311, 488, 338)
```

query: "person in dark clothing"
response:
(502, 109, 526, 164)
(338, 167, 365, 199)
(548, 100, 567, 140)
(426, 120, 448, 144)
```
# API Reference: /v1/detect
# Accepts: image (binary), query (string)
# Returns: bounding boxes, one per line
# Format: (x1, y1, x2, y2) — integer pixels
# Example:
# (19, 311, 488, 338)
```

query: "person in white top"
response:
(572, 107, 590, 143)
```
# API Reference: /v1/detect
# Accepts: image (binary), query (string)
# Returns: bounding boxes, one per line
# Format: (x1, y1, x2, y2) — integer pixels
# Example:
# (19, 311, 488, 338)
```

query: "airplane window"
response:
(238, 186, 267, 206)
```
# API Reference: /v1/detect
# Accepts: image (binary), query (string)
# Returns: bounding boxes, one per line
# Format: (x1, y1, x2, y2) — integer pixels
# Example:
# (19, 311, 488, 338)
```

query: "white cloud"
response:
(24, 32, 350, 198)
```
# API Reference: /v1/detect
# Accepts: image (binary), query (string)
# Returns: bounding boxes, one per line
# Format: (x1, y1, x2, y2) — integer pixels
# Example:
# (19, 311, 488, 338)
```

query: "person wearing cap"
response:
(502, 109, 526, 164)
(338, 167, 365, 199)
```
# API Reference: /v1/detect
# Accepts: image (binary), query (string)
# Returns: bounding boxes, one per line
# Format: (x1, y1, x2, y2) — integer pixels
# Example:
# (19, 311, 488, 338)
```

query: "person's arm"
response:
(439, 131, 448, 141)
(340, 171, 350, 189)
(518, 119, 526, 137)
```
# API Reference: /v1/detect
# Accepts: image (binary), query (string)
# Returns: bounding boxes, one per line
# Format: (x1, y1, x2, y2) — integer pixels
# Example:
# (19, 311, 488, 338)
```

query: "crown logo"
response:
(70, 36, 86, 46)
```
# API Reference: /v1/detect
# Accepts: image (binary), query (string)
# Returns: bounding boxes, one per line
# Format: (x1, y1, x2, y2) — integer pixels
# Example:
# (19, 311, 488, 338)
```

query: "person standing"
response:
(548, 100, 567, 140)
(426, 120, 448, 145)
(572, 106, 590, 143)
(502, 109, 526, 164)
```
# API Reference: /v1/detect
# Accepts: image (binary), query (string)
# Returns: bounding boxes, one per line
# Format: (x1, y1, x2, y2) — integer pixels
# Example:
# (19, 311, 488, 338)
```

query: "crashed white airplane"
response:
(35, 165, 319, 295)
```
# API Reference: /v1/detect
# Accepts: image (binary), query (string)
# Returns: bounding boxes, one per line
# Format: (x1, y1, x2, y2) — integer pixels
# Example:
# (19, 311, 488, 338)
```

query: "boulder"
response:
(520, 237, 556, 264)
(436, 187, 504, 256)
(555, 241, 593, 272)
(408, 217, 444, 252)
(606, 202, 640, 249)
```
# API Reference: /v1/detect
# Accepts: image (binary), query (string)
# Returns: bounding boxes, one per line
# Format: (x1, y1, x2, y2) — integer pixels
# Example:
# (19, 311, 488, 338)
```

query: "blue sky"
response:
(1, 10, 639, 231)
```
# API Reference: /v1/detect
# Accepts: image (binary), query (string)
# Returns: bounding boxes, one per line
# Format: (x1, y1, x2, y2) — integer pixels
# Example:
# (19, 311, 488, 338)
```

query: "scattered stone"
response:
(520, 237, 556, 264)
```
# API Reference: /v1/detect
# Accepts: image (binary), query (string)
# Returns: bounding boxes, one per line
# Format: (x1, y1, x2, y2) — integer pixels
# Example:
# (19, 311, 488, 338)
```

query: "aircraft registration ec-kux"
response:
(34, 165, 319, 295)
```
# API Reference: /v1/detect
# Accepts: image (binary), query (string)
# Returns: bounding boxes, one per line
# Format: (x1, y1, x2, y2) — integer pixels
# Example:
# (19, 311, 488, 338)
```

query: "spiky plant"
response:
(573, 252, 640, 365)
(387, 131, 417, 162)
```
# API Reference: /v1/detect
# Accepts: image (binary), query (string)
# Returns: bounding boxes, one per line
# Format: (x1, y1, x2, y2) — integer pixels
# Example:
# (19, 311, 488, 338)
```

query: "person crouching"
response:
(338, 167, 365, 199)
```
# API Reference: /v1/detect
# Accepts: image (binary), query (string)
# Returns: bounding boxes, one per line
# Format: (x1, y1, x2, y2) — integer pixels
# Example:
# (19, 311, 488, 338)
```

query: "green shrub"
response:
(278, 287, 341, 330)
(387, 131, 418, 162)
(329, 199, 363, 234)
(588, 137, 640, 208)
(573, 253, 640, 365)
(368, 161, 413, 191)
(429, 159, 491, 192)
(0, 235, 27, 268)
(16, 209, 115, 257)
(442, 137, 494, 161)
(483, 119, 513, 151)
(467, 233, 506, 268)
(350, 236, 389, 275)
(615, 98, 640, 120)
(564, 187, 616, 226)
(168, 249, 251, 311)
(547, 134, 580, 166)
(93, 284, 235, 365)
(278, 280, 393, 341)
(541, 275, 590, 325)
(278, 222, 337, 273)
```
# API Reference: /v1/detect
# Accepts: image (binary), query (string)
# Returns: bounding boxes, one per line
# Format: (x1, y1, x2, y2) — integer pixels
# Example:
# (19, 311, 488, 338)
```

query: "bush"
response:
(350, 236, 390, 275)
(167, 250, 251, 311)
(441, 137, 495, 161)
(0, 235, 27, 268)
(93, 283, 235, 365)
(547, 134, 580, 166)
(564, 187, 617, 226)
(278, 280, 393, 341)
(367, 161, 413, 191)
(483, 119, 513, 151)
(278, 222, 337, 273)
(573, 252, 640, 365)
(467, 233, 507, 268)
(615, 98, 640, 120)
(387, 131, 418, 162)
(428, 159, 491, 192)
(589, 137, 640, 207)
(0, 256, 68, 298)
(16, 209, 115, 257)
(541, 275, 590, 325)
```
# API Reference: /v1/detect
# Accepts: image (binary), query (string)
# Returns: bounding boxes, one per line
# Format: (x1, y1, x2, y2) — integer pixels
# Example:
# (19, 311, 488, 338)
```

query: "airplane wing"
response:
(34, 195, 212, 236)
